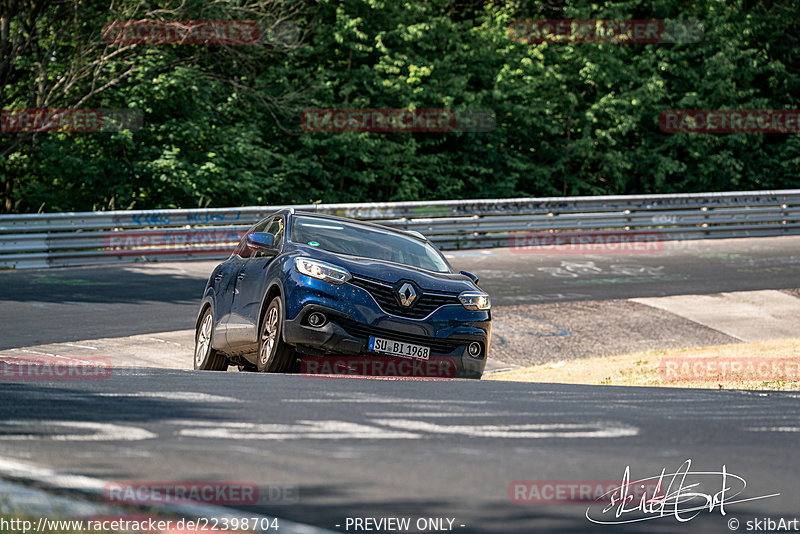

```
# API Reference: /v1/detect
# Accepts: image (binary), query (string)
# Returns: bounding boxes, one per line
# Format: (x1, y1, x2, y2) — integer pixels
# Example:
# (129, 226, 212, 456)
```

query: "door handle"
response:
(214, 271, 223, 281)
(237, 270, 246, 280)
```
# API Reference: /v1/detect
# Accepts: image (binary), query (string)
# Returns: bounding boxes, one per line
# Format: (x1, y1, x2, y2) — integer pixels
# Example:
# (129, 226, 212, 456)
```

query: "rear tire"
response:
(194, 307, 228, 371)
(257, 297, 294, 373)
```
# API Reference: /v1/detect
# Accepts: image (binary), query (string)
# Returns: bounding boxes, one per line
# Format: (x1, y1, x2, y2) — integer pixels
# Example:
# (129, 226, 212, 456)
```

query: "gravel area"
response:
(487, 299, 739, 369)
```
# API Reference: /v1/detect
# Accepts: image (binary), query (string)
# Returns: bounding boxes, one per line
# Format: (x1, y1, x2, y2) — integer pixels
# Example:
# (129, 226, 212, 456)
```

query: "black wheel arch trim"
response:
(195, 292, 215, 332)
(258, 278, 285, 343)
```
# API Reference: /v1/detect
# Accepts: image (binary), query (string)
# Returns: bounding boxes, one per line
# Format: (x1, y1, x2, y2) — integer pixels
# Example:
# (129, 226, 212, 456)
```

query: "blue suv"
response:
(194, 209, 491, 379)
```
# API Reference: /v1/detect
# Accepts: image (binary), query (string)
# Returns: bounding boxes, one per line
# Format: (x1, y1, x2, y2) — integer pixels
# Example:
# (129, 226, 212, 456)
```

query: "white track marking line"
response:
(164, 418, 638, 440)
(141, 337, 182, 347)
(0, 457, 334, 534)
(177, 420, 421, 440)
(364, 411, 530, 417)
(62, 343, 98, 350)
(0, 479, 115, 519)
(96, 391, 239, 403)
(747, 426, 800, 432)
(283, 394, 489, 404)
(371, 419, 640, 438)
(0, 421, 157, 441)
(18, 348, 58, 357)
(0, 457, 107, 491)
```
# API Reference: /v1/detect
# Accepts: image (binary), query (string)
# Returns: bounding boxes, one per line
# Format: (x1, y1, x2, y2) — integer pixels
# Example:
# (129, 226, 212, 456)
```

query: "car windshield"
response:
(291, 215, 450, 273)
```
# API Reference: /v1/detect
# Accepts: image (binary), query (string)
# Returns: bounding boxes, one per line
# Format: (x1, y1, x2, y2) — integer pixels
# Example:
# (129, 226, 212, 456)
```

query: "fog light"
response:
(308, 312, 326, 327)
(468, 342, 481, 357)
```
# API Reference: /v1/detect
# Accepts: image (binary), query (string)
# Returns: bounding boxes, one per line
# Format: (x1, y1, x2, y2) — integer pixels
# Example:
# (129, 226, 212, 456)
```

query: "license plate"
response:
(368, 336, 430, 360)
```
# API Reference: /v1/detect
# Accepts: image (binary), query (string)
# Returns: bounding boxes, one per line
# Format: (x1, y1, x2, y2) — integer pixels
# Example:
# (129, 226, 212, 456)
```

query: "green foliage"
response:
(2, 0, 799, 213)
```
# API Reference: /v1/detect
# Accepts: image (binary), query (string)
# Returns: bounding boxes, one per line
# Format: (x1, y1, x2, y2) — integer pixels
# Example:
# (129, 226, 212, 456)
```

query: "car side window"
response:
(250, 217, 283, 258)
(267, 217, 284, 246)
(234, 217, 272, 259)
(233, 234, 250, 258)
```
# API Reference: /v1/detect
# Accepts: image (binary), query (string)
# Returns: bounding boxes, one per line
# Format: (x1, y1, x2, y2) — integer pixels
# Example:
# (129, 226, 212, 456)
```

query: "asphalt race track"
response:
(2, 371, 800, 533)
(2, 236, 800, 349)
(2, 235, 800, 533)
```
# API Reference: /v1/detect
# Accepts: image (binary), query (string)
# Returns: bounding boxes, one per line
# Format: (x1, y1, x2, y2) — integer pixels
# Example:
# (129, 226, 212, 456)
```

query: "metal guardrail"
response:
(1, 189, 799, 269)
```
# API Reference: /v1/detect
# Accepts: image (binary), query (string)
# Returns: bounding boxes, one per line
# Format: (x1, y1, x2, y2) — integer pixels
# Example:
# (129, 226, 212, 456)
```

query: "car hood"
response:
(291, 246, 479, 294)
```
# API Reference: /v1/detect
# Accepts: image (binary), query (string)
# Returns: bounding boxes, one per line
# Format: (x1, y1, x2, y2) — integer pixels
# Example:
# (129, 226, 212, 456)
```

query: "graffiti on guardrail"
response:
(129, 210, 244, 226)
(186, 211, 242, 224)
(103, 229, 244, 255)
(1, 191, 797, 269)
(326, 204, 454, 219)
(130, 212, 172, 226)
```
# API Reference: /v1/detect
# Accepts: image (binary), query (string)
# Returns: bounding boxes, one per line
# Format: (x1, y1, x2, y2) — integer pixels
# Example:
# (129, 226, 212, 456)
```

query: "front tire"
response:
(257, 297, 294, 373)
(194, 307, 228, 371)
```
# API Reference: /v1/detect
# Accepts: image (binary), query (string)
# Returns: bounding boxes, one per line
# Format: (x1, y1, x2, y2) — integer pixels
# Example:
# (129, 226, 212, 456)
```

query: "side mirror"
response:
(246, 232, 276, 250)
(460, 270, 479, 285)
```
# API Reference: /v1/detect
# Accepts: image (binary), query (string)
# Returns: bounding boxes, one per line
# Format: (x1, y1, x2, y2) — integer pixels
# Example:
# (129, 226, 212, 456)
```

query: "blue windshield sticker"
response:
(308, 241, 320, 247)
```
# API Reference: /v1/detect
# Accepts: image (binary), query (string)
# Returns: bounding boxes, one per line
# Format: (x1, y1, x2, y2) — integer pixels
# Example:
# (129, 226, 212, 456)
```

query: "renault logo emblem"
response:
(397, 282, 417, 307)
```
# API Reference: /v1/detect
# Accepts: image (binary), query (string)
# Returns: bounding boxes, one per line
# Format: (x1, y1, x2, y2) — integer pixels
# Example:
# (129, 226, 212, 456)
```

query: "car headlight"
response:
(458, 291, 491, 311)
(294, 257, 351, 285)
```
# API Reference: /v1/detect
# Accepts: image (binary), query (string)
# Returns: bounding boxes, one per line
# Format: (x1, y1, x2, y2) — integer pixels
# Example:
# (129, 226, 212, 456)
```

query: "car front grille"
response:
(348, 274, 461, 319)
(336, 317, 465, 354)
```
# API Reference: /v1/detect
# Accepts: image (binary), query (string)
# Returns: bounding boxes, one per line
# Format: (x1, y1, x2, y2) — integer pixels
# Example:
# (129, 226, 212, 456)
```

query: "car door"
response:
(225, 216, 285, 351)
(209, 256, 238, 337)
(211, 227, 256, 343)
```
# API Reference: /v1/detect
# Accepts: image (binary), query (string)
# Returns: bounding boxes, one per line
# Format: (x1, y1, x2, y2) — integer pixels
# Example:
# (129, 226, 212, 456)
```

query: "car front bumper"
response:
(283, 303, 490, 379)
